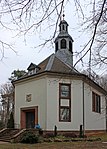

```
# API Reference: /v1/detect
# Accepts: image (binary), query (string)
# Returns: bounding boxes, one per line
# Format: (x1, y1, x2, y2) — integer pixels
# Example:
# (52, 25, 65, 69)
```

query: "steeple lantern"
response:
(55, 18, 74, 67)
(59, 20, 68, 33)
(55, 19, 73, 52)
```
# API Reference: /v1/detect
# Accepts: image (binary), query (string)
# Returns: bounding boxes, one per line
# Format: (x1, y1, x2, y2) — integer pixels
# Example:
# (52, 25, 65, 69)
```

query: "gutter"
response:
(106, 96, 107, 132)
(82, 81, 85, 136)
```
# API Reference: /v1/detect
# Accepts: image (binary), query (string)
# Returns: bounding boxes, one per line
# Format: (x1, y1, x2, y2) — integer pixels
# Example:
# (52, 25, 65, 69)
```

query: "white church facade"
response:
(13, 19, 107, 133)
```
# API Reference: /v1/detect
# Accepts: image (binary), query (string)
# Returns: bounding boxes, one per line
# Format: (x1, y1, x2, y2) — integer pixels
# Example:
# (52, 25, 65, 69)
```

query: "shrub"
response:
(21, 132, 39, 144)
(39, 129, 43, 135)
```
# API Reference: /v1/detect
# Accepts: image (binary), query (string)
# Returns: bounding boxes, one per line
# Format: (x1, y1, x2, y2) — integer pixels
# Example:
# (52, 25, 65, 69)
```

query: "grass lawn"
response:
(0, 133, 107, 149)
(1, 142, 107, 149)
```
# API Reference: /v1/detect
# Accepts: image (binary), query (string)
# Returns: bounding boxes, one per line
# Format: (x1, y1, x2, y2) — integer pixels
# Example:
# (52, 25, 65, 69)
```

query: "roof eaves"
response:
(81, 74, 107, 95)
(13, 69, 107, 95)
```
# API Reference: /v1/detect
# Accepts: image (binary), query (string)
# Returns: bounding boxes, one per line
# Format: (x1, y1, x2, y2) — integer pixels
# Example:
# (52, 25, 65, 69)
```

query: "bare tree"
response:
(0, 69, 26, 127)
(0, 83, 14, 127)
(0, 0, 107, 75)
(99, 75, 107, 91)
(0, 0, 66, 60)
(74, 0, 107, 75)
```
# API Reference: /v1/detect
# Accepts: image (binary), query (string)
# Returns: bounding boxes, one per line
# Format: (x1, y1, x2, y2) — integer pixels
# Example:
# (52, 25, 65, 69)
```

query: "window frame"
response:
(59, 83, 71, 122)
(92, 91, 101, 113)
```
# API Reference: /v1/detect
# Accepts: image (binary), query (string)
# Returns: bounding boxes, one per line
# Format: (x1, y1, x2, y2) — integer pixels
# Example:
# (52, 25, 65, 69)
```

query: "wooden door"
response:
(26, 111, 35, 128)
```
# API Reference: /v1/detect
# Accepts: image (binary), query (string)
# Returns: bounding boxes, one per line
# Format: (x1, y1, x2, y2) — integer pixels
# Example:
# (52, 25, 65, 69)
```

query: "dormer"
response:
(27, 63, 40, 75)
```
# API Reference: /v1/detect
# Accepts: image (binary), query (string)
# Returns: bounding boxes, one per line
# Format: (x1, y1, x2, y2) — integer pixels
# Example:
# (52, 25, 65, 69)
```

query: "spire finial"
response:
(62, 5, 65, 20)
(63, 13, 65, 20)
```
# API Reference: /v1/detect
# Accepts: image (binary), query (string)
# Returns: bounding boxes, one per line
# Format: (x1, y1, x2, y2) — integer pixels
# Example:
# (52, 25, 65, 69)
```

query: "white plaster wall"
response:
(14, 75, 106, 131)
(46, 77, 106, 131)
(14, 77, 47, 129)
(71, 80, 83, 130)
(84, 83, 106, 130)
(46, 77, 83, 131)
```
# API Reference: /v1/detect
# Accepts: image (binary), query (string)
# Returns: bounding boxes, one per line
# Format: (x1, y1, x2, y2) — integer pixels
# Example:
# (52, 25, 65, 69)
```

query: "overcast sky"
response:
(0, 1, 89, 85)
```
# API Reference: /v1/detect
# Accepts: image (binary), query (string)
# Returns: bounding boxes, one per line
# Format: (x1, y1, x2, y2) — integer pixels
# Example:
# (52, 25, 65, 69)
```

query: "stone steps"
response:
(0, 129, 20, 142)
(0, 128, 39, 142)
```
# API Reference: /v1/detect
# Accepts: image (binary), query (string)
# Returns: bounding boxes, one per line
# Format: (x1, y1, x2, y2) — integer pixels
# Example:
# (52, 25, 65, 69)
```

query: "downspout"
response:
(82, 81, 85, 136)
(105, 95, 107, 132)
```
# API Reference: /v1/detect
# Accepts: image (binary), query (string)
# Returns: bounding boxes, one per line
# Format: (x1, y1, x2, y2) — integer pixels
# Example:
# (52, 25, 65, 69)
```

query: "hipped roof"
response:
(13, 53, 107, 96)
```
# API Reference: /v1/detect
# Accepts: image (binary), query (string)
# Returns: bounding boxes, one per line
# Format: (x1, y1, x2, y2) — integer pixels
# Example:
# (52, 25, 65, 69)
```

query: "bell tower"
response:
(55, 16, 74, 67)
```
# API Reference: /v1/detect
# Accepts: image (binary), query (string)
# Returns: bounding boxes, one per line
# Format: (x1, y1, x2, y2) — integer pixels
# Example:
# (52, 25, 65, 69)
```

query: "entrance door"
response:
(26, 111, 35, 128)
(21, 107, 38, 129)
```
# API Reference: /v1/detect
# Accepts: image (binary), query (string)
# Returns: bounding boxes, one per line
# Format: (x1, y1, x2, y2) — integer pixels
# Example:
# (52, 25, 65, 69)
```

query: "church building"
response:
(13, 18, 107, 133)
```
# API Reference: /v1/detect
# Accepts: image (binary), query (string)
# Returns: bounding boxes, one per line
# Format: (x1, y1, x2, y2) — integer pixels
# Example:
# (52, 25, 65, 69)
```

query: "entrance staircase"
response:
(0, 128, 21, 142)
(0, 128, 39, 142)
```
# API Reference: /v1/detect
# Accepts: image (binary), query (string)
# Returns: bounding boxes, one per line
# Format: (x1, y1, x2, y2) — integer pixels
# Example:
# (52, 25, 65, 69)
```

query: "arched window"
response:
(62, 25, 65, 30)
(55, 42, 58, 52)
(69, 41, 72, 53)
(61, 39, 66, 49)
